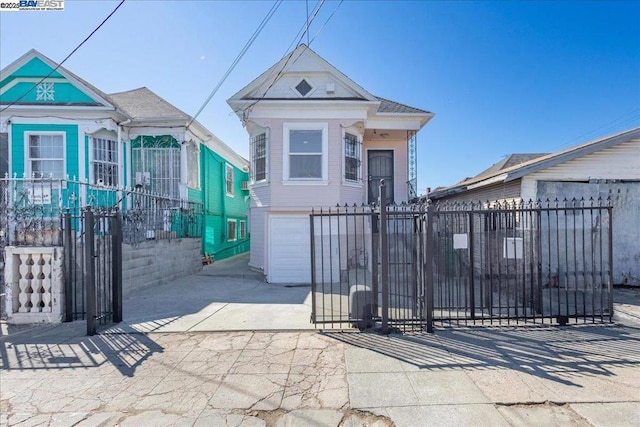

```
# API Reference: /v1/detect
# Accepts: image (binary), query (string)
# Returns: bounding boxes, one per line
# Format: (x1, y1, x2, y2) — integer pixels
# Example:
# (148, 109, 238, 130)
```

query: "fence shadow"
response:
(324, 324, 640, 387)
(0, 323, 163, 378)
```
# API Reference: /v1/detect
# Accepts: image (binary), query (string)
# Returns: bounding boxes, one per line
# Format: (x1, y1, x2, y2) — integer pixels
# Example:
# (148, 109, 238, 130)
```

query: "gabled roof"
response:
(469, 153, 548, 182)
(228, 44, 378, 105)
(0, 49, 116, 109)
(227, 44, 431, 123)
(109, 87, 248, 168)
(430, 127, 640, 199)
(109, 87, 191, 122)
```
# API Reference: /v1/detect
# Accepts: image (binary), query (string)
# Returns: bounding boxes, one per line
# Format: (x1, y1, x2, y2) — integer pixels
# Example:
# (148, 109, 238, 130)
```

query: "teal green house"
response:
(0, 49, 249, 260)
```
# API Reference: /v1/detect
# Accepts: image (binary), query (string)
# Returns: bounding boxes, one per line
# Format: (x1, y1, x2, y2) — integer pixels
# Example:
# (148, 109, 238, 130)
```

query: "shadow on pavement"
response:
(324, 324, 640, 387)
(0, 322, 164, 377)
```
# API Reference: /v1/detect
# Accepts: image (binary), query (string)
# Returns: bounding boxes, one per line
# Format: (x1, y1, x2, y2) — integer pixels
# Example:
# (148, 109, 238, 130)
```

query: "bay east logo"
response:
(0, 0, 64, 11)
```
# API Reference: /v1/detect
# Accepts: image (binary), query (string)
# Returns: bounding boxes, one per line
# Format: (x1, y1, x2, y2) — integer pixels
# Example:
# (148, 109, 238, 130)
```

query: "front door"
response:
(368, 150, 394, 205)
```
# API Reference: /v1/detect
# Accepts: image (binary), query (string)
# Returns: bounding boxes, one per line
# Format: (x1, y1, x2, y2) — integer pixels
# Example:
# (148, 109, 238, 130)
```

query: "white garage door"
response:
(269, 216, 311, 283)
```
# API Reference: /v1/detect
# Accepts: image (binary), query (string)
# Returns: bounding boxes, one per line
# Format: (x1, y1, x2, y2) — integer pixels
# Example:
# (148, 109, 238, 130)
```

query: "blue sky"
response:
(1, 0, 639, 191)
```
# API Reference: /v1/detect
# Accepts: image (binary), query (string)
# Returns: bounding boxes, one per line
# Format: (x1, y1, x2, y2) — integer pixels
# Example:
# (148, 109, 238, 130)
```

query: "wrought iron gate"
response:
(63, 208, 122, 335)
(310, 183, 614, 331)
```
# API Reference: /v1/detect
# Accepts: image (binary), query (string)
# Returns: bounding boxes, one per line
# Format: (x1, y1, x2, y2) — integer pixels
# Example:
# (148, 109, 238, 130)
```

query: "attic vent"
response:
(295, 79, 312, 97)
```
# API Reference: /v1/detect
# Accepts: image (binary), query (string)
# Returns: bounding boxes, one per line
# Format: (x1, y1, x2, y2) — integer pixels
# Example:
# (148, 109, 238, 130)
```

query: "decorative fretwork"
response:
(36, 82, 55, 101)
(407, 130, 417, 201)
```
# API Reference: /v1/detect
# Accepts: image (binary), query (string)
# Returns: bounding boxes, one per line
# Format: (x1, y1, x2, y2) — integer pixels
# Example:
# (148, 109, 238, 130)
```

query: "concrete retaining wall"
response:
(123, 238, 202, 296)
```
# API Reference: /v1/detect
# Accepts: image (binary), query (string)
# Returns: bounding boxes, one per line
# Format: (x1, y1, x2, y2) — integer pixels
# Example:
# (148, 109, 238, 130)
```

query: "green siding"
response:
(200, 143, 250, 260)
(0, 57, 63, 88)
(10, 123, 79, 178)
(0, 58, 99, 105)
(1, 82, 96, 104)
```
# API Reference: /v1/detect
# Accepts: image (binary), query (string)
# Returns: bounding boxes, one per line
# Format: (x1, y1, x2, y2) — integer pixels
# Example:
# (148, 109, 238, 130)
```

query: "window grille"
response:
(251, 133, 267, 182)
(227, 219, 237, 241)
(239, 220, 246, 239)
(344, 133, 361, 182)
(93, 138, 118, 186)
(131, 136, 181, 198)
(186, 143, 199, 188)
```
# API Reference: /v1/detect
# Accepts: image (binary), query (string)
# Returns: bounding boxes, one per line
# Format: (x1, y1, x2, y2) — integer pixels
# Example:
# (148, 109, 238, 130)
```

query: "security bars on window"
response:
(344, 133, 361, 182)
(93, 138, 118, 186)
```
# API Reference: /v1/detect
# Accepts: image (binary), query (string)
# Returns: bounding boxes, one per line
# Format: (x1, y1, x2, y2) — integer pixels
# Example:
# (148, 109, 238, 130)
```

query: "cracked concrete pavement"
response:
(1, 255, 639, 426)
(1, 321, 639, 426)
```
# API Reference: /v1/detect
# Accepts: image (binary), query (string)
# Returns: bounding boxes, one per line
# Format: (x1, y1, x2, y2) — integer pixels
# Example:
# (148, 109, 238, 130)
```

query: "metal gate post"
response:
(425, 203, 434, 333)
(85, 209, 96, 336)
(468, 212, 475, 320)
(63, 211, 73, 322)
(310, 211, 317, 324)
(111, 211, 123, 323)
(607, 205, 613, 321)
(380, 181, 389, 333)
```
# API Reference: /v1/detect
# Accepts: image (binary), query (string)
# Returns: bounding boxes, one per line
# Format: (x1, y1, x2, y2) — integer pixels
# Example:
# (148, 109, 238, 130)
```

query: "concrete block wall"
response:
(122, 238, 202, 297)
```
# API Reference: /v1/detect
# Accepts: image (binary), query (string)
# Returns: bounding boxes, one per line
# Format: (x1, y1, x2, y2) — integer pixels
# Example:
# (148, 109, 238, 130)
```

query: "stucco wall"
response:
(122, 238, 202, 296)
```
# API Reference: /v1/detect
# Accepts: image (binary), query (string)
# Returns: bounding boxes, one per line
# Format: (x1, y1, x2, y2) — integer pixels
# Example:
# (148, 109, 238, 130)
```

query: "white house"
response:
(228, 44, 433, 283)
(428, 128, 640, 286)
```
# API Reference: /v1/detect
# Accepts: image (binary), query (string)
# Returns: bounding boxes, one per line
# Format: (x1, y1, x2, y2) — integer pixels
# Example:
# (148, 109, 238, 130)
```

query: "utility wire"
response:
(239, 0, 328, 118)
(186, 0, 283, 130)
(0, 0, 126, 113)
(548, 107, 640, 152)
(309, 0, 343, 45)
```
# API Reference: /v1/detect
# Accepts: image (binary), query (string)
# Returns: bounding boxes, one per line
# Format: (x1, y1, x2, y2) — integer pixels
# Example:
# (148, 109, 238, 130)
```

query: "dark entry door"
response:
(368, 150, 394, 204)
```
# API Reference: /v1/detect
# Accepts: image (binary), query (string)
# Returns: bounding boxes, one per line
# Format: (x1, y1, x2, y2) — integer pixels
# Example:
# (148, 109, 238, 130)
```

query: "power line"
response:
(240, 0, 327, 118)
(549, 107, 640, 151)
(309, 0, 343, 45)
(0, 0, 126, 113)
(186, 0, 283, 130)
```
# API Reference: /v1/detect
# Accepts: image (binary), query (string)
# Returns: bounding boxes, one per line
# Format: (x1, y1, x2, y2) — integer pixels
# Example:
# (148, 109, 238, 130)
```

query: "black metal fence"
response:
(310, 183, 614, 331)
(63, 209, 123, 335)
(1, 176, 202, 333)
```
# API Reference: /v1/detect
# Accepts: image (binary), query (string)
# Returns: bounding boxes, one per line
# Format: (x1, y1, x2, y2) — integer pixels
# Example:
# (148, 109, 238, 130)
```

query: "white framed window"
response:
(227, 219, 237, 242)
(92, 137, 118, 186)
(187, 142, 199, 188)
(226, 164, 234, 196)
(344, 132, 361, 182)
(251, 132, 267, 182)
(26, 133, 65, 178)
(239, 220, 246, 239)
(283, 122, 328, 182)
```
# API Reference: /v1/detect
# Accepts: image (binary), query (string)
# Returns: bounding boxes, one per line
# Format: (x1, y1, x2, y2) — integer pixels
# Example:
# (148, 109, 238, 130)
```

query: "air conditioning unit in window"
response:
(241, 181, 249, 191)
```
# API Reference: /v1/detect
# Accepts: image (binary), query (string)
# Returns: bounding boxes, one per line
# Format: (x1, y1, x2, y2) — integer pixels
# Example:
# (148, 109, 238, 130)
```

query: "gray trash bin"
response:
(349, 284, 374, 329)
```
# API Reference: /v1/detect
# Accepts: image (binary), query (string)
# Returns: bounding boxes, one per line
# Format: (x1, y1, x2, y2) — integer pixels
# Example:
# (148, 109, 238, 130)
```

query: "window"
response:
(227, 219, 237, 242)
(131, 135, 181, 198)
(284, 123, 328, 181)
(187, 142, 199, 188)
(344, 133, 361, 182)
(252, 132, 267, 182)
(295, 79, 312, 97)
(239, 220, 246, 239)
(226, 164, 234, 196)
(28, 134, 64, 178)
(92, 137, 118, 186)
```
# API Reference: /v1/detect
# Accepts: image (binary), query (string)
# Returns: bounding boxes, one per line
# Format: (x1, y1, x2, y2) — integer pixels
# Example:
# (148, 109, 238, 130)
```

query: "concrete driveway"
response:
(121, 253, 317, 333)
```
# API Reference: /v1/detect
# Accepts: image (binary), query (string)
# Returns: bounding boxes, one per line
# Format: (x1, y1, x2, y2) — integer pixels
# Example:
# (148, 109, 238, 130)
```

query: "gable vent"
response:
(295, 79, 312, 97)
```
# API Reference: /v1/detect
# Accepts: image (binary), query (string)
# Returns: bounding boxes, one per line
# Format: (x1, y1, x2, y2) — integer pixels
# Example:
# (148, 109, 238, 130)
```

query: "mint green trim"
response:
(10, 124, 79, 178)
(1, 82, 96, 104)
(84, 135, 90, 182)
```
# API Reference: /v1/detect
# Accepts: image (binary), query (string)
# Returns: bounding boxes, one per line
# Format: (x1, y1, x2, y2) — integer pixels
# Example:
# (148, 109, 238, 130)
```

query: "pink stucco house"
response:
(228, 45, 433, 283)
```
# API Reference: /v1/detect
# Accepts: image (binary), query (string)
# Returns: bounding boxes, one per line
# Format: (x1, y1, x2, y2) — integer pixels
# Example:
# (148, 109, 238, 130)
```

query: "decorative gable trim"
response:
(228, 44, 378, 109)
(0, 49, 115, 109)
